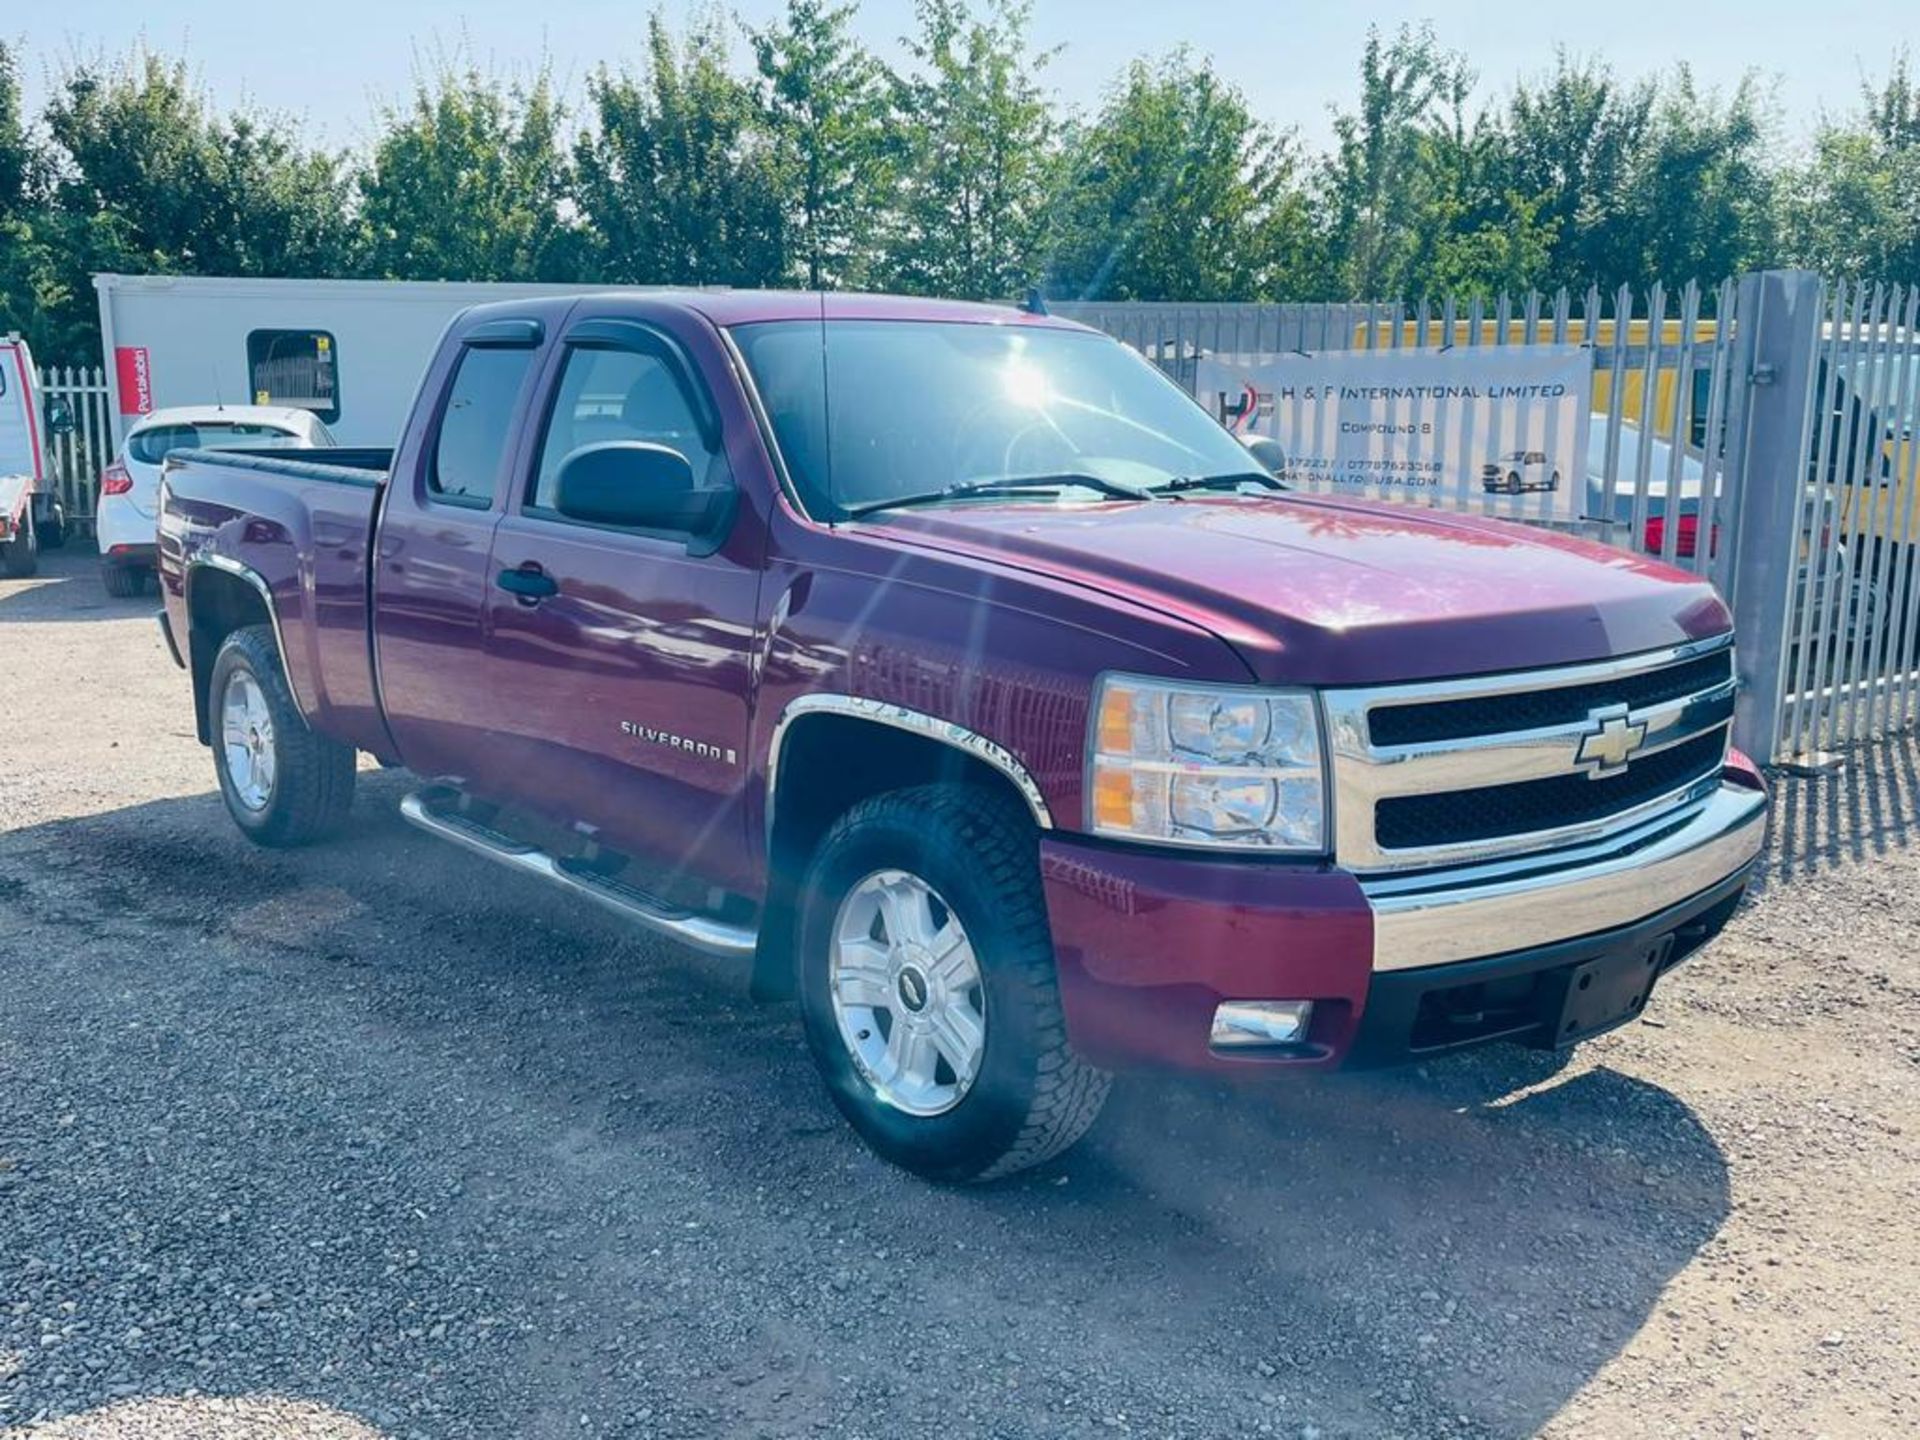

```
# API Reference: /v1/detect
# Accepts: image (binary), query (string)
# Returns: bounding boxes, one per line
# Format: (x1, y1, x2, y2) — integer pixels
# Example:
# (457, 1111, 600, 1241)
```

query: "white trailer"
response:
(93, 275, 618, 448)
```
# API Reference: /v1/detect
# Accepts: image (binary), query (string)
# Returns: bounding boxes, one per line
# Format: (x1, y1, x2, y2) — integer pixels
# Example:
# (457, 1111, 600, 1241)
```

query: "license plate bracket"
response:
(1547, 938, 1673, 1047)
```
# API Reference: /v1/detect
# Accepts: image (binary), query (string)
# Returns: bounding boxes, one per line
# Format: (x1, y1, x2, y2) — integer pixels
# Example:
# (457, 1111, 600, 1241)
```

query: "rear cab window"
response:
(430, 346, 538, 508)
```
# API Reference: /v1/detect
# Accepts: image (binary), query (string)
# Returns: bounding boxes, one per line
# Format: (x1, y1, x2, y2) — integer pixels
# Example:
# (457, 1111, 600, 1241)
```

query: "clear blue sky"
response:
(8, 0, 1910, 154)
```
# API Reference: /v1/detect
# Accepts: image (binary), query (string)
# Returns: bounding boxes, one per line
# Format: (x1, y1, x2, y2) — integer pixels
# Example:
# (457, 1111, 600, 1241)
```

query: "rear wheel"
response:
(797, 783, 1110, 1183)
(210, 625, 356, 846)
(101, 563, 148, 598)
(1, 510, 37, 578)
(38, 502, 66, 550)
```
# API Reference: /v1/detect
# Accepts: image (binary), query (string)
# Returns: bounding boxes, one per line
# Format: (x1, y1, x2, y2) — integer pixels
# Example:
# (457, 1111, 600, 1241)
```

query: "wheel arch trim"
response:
(184, 553, 310, 718)
(765, 694, 1055, 842)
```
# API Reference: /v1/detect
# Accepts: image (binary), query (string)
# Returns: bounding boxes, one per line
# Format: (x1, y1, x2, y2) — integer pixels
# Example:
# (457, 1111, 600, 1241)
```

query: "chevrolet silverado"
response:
(155, 291, 1768, 1181)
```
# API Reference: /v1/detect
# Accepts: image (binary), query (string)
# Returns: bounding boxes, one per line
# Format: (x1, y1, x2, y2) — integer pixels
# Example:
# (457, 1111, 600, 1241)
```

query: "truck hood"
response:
(869, 494, 1732, 686)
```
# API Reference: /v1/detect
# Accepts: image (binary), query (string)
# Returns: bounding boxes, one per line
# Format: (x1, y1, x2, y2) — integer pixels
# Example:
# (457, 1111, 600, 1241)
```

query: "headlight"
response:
(1089, 675, 1327, 852)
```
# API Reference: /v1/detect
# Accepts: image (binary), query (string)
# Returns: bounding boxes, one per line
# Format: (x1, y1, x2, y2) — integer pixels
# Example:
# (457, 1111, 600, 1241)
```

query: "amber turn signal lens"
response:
(1096, 685, 1135, 754)
(1092, 767, 1134, 830)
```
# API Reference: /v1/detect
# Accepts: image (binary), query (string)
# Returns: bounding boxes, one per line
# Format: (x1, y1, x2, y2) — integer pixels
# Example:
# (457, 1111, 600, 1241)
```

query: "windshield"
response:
(128, 422, 297, 465)
(732, 320, 1258, 517)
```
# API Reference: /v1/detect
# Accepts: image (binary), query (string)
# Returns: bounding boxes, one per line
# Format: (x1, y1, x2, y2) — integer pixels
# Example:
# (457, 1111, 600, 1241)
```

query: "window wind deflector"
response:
(840, 472, 1156, 519)
(465, 318, 545, 348)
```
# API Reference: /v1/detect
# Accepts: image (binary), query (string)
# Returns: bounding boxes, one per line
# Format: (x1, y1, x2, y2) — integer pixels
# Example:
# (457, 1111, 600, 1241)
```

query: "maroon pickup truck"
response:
(156, 291, 1767, 1181)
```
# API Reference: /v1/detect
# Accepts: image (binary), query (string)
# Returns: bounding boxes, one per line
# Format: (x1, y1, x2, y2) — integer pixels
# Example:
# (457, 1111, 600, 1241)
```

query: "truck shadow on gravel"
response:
(0, 779, 1730, 1440)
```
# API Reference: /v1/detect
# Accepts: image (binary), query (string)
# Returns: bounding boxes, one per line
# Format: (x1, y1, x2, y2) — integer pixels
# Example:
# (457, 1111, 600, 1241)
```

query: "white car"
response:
(97, 405, 335, 596)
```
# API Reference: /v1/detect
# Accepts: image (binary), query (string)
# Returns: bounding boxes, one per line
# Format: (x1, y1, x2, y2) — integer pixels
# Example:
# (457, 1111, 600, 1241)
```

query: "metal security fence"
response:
(1772, 279, 1920, 763)
(35, 365, 115, 531)
(1072, 278, 1920, 767)
(1073, 287, 1747, 585)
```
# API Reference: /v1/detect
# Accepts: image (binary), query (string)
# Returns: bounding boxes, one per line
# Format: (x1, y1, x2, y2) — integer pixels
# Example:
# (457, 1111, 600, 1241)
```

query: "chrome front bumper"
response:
(1361, 782, 1767, 970)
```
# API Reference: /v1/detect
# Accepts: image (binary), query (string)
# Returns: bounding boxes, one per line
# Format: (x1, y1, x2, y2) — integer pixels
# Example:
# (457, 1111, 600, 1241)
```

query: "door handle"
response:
(496, 563, 558, 603)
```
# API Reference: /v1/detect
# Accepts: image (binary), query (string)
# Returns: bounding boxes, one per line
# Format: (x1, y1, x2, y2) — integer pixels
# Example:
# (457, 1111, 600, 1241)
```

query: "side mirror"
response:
(1240, 433, 1287, 477)
(44, 397, 75, 437)
(554, 441, 727, 541)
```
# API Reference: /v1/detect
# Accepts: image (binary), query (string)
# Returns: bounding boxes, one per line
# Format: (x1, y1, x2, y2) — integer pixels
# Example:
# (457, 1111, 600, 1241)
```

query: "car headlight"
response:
(1089, 675, 1327, 852)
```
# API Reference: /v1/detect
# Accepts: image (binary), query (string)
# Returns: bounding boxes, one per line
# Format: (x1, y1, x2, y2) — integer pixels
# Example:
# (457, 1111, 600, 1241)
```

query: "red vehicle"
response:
(155, 292, 1767, 1181)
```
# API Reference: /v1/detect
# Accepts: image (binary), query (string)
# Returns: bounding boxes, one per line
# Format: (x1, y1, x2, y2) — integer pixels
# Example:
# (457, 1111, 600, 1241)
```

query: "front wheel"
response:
(210, 625, 356, 846)
(797, 784, 1111, 1183)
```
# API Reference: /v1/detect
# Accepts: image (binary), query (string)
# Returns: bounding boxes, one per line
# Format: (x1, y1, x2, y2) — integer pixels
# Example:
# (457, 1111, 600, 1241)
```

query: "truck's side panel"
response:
(158, 462, 387, 754)
(751, 514, 1254, 861)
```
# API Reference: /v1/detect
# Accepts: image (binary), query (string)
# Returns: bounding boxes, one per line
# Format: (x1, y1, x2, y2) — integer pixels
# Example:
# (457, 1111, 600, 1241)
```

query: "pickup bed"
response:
(157, 291, 1768, 1180)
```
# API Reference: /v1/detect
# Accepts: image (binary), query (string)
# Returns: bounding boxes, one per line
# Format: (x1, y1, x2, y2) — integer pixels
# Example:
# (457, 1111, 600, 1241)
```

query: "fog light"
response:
(1210, 1000, 1314, 1049)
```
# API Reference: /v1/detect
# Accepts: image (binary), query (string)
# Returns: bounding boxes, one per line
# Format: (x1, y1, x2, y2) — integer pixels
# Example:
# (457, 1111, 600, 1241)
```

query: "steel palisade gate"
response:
(1774, 278, 1920, 763)
(1066, 273, 1920, 766)
(33, 365, 116, 533)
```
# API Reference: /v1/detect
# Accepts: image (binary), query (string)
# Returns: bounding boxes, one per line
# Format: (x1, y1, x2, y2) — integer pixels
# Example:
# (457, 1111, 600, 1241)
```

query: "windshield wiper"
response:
(840, 472, 1156, 518)
(1154, 470, 1287, 494)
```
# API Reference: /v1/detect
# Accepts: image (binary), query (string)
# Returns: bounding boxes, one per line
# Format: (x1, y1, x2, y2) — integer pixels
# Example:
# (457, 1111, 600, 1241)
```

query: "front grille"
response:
(1374, 728, 1728, 851)
(1369, 648, 1733, 747)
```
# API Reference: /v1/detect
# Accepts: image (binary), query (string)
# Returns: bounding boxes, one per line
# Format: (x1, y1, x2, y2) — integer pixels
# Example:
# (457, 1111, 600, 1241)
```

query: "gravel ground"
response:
(1, 547, 1916, 1439)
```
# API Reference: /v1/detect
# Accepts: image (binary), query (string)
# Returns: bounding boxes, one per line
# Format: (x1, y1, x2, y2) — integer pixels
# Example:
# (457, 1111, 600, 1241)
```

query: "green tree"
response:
(1043, 51, 1292, 301)
(0, 40, 60, 348)
(1318, 25, 1464, 298)
(1419, 191, 1560, 297)
(884, 0, 1056, 300)
(1503, 55, 1655, 291)
(360, 63, 576, 281)
(574, 11, 787, 287)
(1615, 68, 1774, 288)
(1397, 60, 1563, 297)
(1778, 54, 1920, 282)
(748, 0, 892, 288)
(32, 50, 359, 356)
(0, 40, 30, 209)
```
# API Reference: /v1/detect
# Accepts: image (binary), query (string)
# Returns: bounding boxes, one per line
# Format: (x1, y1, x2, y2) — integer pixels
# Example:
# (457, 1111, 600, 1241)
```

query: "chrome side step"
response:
(399, 787, 758, 961)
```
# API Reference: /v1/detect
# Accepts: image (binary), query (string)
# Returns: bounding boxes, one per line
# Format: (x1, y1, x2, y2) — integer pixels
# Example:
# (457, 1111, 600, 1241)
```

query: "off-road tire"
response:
(101, 563, 147, 598)
(210, 624, 356, 846)
(797, 783, 1111, 1183)
(1, 510, 37, 578)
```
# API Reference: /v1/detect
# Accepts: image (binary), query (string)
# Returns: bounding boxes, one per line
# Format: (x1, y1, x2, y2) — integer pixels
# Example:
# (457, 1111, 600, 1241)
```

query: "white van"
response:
(0, 336, 74, 577)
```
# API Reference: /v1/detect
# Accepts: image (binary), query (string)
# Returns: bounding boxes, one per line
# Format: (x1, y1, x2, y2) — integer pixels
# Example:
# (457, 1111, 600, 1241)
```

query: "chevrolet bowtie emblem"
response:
(1575, 705, 1648, 778)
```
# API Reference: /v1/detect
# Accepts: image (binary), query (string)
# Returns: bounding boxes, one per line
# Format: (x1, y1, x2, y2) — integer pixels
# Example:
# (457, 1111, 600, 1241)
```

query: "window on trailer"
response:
(246, 329, 341, 422)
